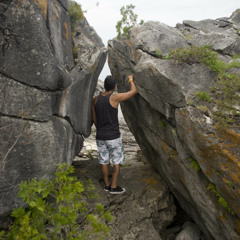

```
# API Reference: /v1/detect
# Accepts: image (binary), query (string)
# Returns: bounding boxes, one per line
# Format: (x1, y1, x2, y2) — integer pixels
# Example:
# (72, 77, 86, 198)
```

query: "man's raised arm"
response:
(112, 75, 138, 106)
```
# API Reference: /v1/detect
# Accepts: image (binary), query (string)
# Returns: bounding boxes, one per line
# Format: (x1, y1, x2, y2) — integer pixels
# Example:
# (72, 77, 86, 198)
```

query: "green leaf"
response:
(5, 163, 112, 239)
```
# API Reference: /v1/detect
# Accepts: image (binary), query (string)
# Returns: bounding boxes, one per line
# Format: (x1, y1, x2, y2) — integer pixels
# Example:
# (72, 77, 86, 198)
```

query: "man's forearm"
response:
(128, 75, 138, 94)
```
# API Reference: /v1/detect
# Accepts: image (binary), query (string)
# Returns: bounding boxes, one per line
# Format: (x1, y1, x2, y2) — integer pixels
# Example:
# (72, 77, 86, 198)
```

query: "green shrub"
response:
(225, 179, 233, 188)
(68, 1, 84, 35)
(155, 49, 163, 58)
(0, 164, 112, 240)
(189, 158, 200, 172)
(196, 91, 212, 102)
(72, 45, 78, 60)
(169, 45, 226, 73)
(207, 183, 234, 215)
(116, 4, 144, 39)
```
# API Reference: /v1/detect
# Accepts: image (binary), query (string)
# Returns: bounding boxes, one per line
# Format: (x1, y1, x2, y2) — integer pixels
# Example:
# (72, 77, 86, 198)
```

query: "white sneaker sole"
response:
(109, 188, 126, 195)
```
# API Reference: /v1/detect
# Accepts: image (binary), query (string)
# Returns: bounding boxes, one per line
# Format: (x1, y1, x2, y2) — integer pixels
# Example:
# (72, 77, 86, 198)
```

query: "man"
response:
(92, 75, 138, 194)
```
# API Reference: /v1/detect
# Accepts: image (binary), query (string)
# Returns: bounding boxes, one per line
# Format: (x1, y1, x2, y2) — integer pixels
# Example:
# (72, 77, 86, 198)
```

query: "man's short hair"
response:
(104, 75, 116, 91)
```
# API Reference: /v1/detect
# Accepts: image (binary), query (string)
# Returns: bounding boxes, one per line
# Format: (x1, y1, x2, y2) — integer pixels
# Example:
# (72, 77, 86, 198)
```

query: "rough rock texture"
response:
(175, 222, 201, 240)
(0, 0, 106, 222)
(74, 119, 176, 240)
(108, 10, 240, 240)
(58, 15, 107, 137)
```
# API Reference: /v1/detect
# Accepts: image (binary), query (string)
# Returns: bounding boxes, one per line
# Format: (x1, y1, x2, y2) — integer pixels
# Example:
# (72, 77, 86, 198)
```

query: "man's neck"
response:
(102, 90, 114, 96)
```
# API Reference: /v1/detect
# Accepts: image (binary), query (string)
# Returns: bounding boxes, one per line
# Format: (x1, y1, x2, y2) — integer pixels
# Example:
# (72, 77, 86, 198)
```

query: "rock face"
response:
(0, 0, 106, 221)
(108, 10, 240, 240)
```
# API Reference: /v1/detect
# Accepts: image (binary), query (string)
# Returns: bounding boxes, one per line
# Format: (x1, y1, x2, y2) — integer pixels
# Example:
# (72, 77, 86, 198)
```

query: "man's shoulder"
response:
(110, 93, 122, 102)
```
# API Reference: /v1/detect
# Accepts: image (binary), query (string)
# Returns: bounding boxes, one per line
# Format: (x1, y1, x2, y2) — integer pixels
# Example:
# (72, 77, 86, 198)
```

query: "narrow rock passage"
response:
(73, 119, 176, 239)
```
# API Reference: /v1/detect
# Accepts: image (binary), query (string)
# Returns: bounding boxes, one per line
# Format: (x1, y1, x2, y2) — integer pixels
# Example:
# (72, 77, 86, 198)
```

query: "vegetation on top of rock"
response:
(116, 4, 144, 39)
(68, 0, 84, 36)
(0, 164, 112, 240)
(195, 91, 212, 103)
(168, 45, 240, 128)
(68, 1, 84, 62)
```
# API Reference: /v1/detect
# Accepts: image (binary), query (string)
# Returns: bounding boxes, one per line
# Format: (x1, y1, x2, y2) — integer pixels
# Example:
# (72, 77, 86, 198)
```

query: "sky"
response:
(75, 0, 239, 80)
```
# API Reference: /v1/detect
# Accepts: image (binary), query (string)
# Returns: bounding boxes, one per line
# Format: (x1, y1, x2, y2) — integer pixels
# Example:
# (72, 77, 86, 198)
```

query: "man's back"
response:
(95, 93, 120, 140)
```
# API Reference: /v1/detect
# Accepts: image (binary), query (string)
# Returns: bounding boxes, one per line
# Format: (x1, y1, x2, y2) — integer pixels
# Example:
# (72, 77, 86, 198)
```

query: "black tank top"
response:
(95, 93, 120, 140)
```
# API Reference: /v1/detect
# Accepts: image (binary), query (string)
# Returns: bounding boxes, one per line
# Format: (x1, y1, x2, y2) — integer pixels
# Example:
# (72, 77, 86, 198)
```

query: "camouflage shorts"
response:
(96, 136, 124, 165)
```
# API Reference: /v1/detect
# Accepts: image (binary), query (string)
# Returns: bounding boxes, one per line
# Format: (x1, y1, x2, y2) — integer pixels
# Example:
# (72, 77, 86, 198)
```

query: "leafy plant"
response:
(154, 49, 163, 58)
(188, 99, 194, 106)
(189, 158, 200, 172)
(159, 119, 166, 130)
(115, 4, 144, 39)
(224, 178, 233, 188)
(72, 45, 78, 58)
(196, 91, 212, 102)
(207, 183, 234, 215)
(68, 1, 84, 35)
(0, 164, 112, 240)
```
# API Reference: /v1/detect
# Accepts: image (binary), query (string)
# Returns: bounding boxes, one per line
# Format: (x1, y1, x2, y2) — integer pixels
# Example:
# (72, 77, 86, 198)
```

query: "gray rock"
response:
(57, 16, 107, 137)
(93, 79, 104, 97)
(58, 54, 106, 137)
(0, 0, 106, 222)
(181, 19, 226, 34)
(176, 11, 240, 56)
(73, 17, 106, 69)
(0, 75, 56, 121)
(0, 116, 83, 219)
(0, 0, 73, 90)
(176, 222, 201, 240)
(108, 10, 240, 240)
(229, 9, 240, 23)
(188, 33, 237, 55)
(130, 21, 188, 56)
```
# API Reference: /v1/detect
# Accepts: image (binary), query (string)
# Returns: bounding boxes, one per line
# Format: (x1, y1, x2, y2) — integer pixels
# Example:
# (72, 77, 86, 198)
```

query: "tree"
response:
(115, 4, 144, 39)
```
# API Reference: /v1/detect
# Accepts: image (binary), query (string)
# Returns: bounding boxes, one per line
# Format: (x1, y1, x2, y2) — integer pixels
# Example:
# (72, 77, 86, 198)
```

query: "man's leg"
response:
(96, 140, 110, 189)
(111, 164, 120, 188)
(101, 164, 110, 187)
(108, 137, 125, 193)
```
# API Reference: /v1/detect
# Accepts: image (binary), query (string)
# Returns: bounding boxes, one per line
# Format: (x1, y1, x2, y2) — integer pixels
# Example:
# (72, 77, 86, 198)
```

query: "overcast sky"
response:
(75, 0, 239, 80)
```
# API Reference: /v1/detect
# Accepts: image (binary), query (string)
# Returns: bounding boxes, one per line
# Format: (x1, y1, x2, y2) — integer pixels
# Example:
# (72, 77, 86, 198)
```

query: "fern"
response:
(207, 183, 234, 215)
(190, 160, 200, 172)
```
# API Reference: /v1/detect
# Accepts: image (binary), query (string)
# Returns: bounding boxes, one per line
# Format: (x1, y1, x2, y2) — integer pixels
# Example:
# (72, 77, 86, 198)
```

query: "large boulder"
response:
(108, 10, 240, 240)
(176, 10, 240, 55)
(58, 15, 107, 137)
(0, 0, 106, 222)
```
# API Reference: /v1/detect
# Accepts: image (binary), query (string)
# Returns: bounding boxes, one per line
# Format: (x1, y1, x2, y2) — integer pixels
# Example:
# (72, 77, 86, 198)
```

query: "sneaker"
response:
(104, 185, 111, 192)
(109, 186, 126, 195)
